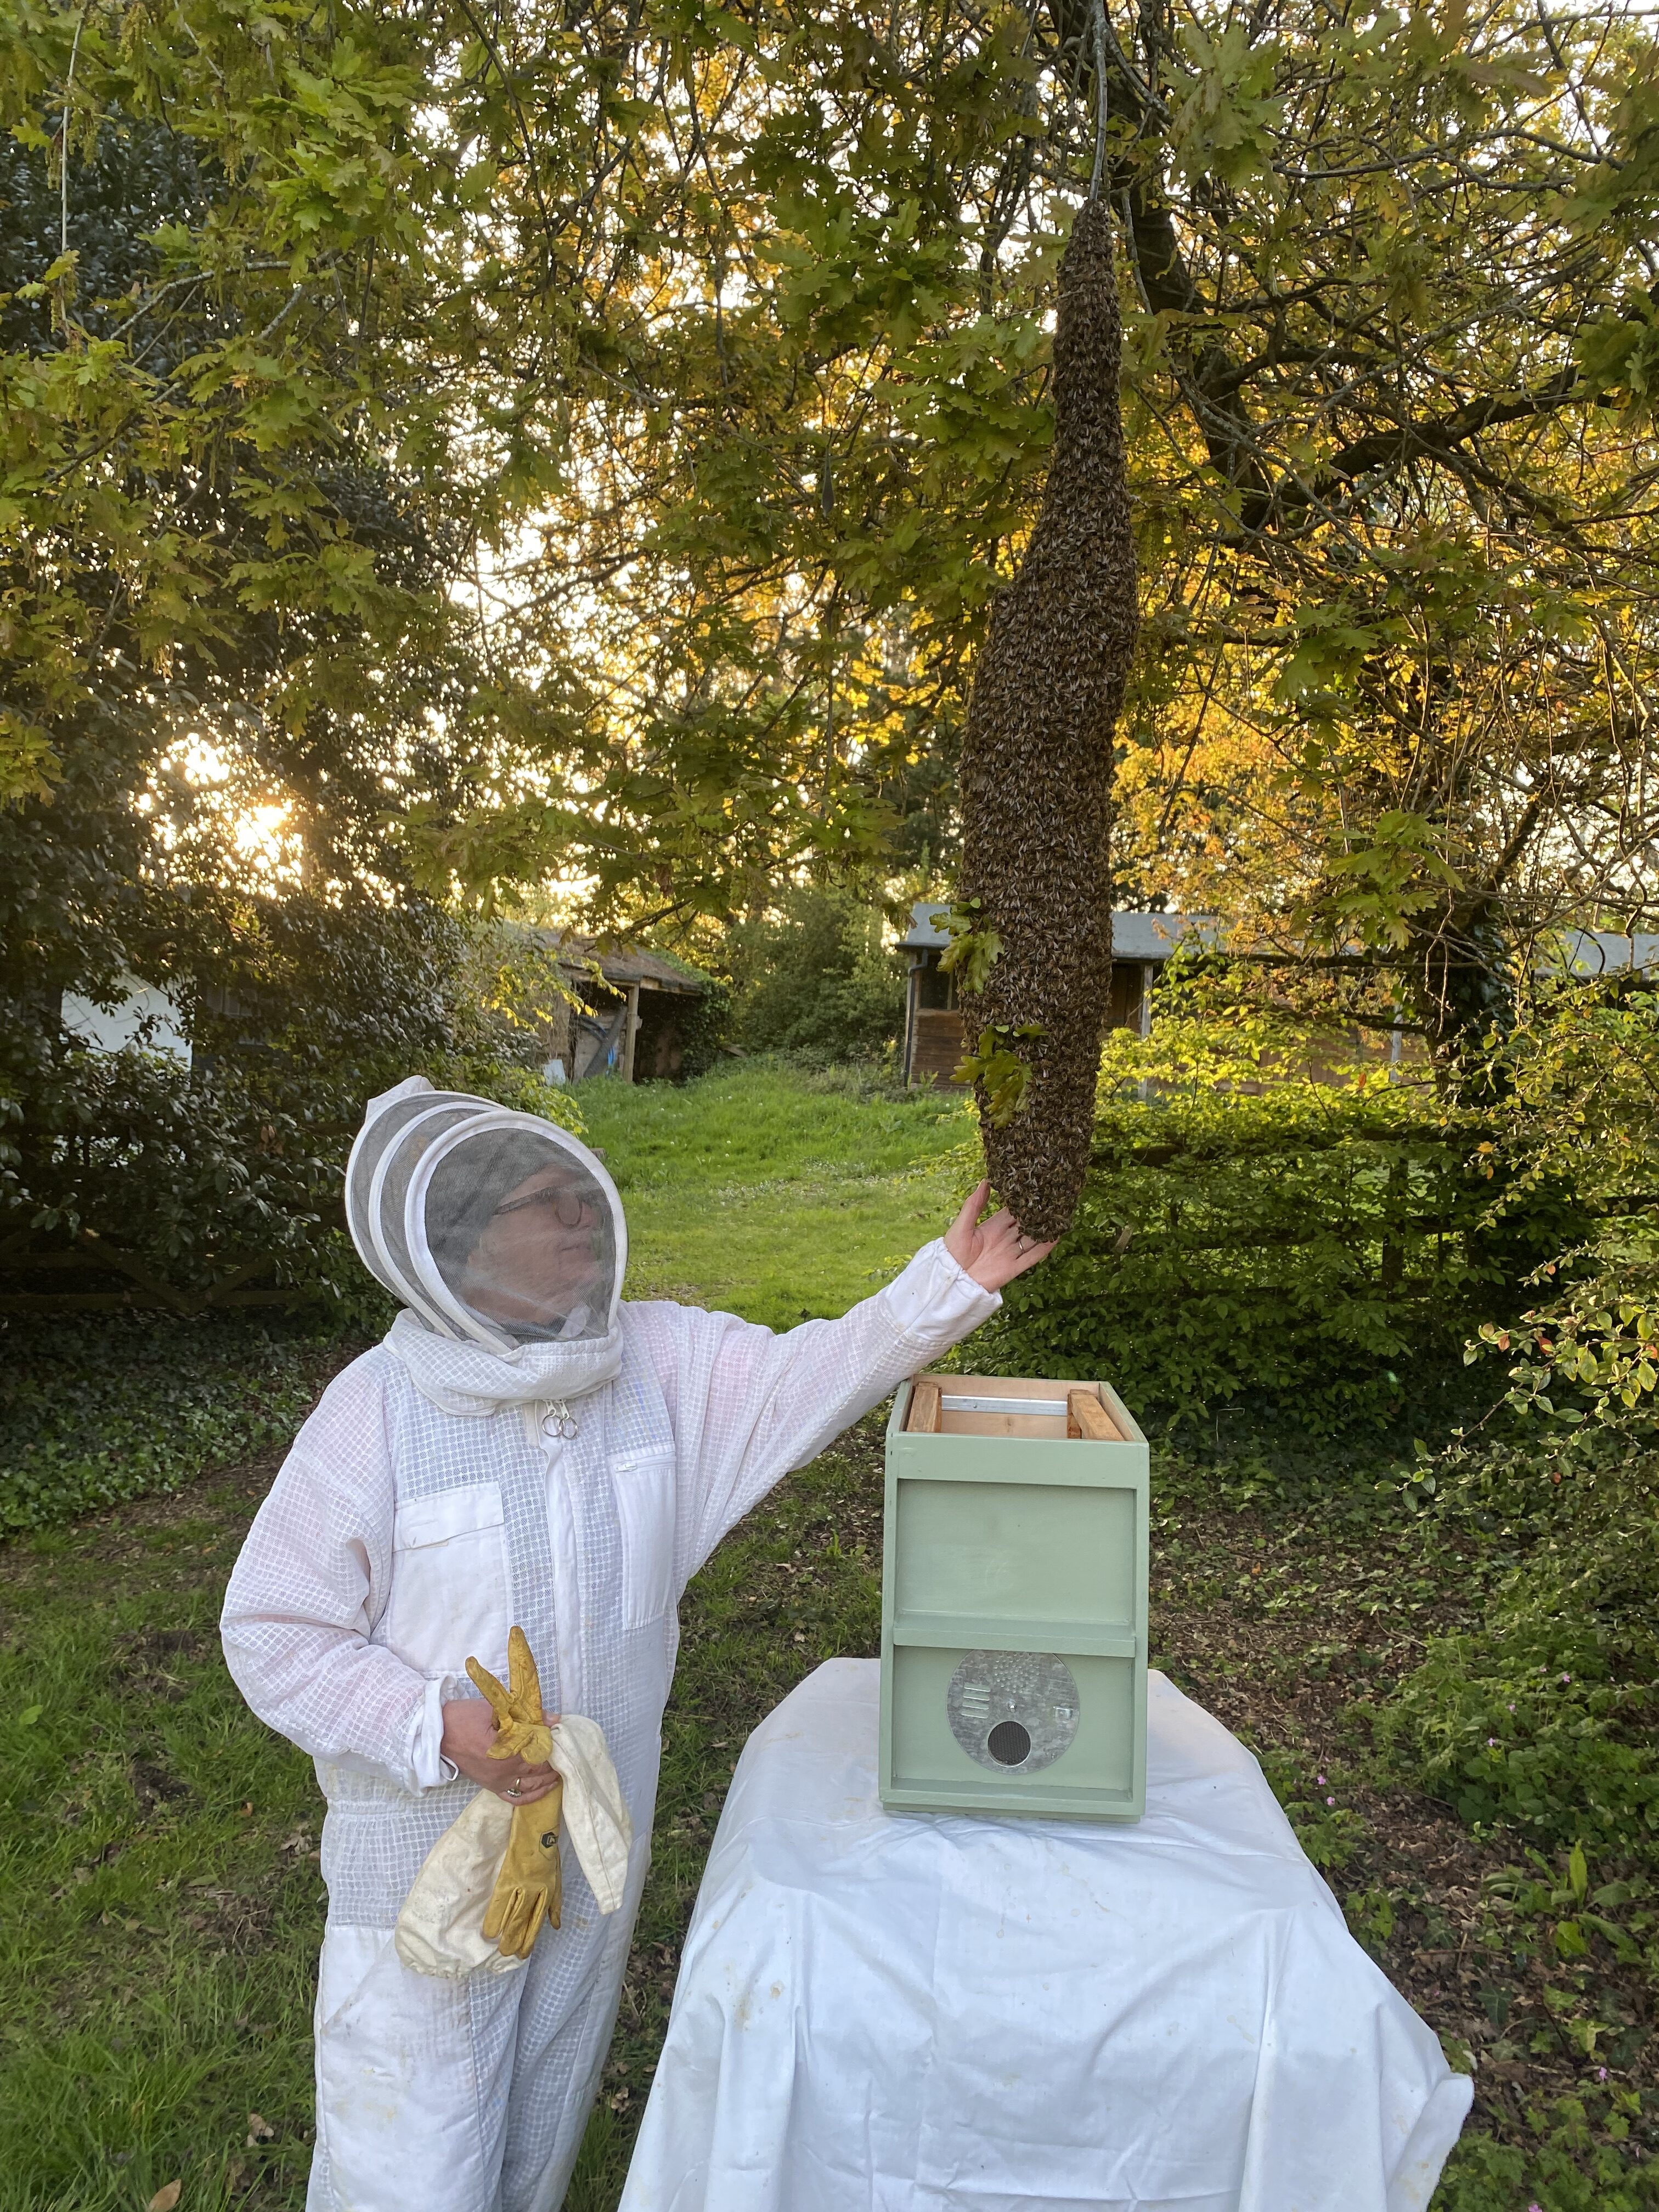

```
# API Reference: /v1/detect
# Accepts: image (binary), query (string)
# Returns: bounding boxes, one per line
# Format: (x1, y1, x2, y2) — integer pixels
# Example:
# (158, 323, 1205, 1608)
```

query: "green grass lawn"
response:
(578, 1058, 974, 1324)
(1, 1060, 1652, 2209)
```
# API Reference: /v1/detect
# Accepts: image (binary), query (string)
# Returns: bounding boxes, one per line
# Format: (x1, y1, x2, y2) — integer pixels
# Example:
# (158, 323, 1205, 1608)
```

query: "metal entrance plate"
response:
(947, 1650, 1080, 1774)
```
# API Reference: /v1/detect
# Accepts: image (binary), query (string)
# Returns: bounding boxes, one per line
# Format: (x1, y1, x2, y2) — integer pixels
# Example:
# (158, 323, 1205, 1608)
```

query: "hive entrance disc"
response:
(947, 1651, 1080, 1774)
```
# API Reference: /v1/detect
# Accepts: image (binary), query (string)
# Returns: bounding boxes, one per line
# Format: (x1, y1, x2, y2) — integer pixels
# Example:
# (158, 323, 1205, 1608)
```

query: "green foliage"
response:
(1459, 984, 1659, 1460)
(1148, 1439, 1659, 2208)
(3, 1047, 345, 1309)
(1253, 1743, 1365, 1872)
(665, 978, 734, 1083)
(1477, 1842, 1658, 1978)
(602, 943, 731, 1082)
(727, 888, 904, 1064)
(1, 0, 1655, 1042)
(969, 1007, 1522, 1433)
(1375, 1389, 1659, 1868)
(933, 898, 1002, 997)
(1374, 985, 1659, 1866)
(0, 2, 487, 809)
(1379, 1565, 1659, 1860)
(1435, 2097, 1659, 2212)
(0, 1316, 340, 1535)
(951, 1021, 1042, 1130)
(0, 931, 585, 1321)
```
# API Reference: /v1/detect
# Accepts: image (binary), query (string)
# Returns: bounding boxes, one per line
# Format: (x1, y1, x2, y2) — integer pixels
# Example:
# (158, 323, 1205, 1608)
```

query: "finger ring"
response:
(506, 1783, 521, 1798)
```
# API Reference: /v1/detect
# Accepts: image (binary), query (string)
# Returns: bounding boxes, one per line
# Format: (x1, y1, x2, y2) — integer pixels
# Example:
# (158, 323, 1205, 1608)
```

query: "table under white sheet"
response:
(618, 1660, 1471, 2212)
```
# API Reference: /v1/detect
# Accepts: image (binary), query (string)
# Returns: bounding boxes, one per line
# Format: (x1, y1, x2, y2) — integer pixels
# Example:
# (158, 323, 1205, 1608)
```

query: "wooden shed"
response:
(899, 903, 1210, 1088)
(541, 937, 713, 1083)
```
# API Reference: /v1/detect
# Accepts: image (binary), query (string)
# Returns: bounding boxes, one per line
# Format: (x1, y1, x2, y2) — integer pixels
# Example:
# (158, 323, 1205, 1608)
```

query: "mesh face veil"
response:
(346, 1078, 626, 1353)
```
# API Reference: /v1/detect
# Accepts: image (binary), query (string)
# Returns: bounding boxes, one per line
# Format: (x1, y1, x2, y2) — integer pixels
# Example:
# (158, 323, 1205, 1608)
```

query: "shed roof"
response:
(901, 906, 1659, 979)
(900, 901, 1216, 961)
(1550, 929, 1659, 978)
(569, 941, 709, 993)
(521, 928, 710, 994)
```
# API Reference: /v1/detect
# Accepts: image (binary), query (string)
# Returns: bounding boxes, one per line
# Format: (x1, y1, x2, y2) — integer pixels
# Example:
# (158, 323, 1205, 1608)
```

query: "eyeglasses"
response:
(491, 1184, 594, 1229)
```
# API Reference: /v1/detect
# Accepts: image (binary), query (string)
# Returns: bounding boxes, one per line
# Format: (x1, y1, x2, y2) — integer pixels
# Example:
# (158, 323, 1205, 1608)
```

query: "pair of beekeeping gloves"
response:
(395, 1627, 633, 1980)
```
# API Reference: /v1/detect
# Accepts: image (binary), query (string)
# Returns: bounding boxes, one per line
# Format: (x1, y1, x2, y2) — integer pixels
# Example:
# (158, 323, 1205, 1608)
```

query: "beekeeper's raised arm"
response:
(626, 1178, 1053, 1588)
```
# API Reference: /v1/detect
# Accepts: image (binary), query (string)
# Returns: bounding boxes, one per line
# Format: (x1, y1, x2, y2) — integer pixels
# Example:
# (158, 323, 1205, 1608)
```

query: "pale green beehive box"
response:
(879, 1372, 1148, 1821)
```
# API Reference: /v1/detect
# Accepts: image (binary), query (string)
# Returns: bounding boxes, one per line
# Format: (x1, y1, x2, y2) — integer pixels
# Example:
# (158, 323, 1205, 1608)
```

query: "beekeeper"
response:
(220, 1077, 1053, 2212)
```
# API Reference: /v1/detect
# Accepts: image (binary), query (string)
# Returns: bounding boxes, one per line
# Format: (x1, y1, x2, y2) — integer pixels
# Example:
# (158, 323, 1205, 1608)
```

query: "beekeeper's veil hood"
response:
(346, 1077, 627, 1414)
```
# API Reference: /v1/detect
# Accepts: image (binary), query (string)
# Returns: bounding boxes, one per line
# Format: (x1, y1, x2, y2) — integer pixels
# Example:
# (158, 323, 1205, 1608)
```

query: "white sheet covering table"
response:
(619, 1660, 1471, 2212)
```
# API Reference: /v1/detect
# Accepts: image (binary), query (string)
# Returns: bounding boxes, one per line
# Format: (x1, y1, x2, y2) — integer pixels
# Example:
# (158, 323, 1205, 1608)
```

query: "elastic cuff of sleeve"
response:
(409, 1672, 464, 1791)
(883, 1238, 1001, 1339)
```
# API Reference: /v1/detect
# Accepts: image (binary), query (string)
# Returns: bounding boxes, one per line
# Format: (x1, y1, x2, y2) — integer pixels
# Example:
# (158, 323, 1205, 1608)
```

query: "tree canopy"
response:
(2, 0, 1657, 1056)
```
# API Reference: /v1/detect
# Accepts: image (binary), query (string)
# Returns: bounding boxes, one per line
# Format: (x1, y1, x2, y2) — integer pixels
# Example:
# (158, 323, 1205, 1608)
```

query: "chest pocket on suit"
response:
(385, 1482, 511, 1680)
(609, 1452, 677, 1629)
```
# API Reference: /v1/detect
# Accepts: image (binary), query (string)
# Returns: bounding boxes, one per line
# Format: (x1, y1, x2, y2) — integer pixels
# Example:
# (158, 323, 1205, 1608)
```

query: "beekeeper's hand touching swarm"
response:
(944, 1180, 1056, 1293)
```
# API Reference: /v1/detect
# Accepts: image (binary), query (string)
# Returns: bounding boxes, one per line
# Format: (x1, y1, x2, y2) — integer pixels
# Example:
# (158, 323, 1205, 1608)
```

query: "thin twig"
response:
(1090, 0, 1109, 203)
(60, 1, 92, 261)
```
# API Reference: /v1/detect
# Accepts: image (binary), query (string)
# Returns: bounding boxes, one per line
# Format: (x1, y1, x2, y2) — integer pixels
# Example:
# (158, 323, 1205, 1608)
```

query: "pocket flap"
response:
(394, 1483, 505, 1550)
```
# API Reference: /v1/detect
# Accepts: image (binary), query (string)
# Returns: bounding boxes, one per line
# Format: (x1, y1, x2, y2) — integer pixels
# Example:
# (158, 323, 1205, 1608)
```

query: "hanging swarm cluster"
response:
(956, 198, 1138, 1241)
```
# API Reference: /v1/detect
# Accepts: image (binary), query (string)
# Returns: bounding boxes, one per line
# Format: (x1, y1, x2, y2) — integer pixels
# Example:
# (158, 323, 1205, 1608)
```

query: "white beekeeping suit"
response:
(221, 1077, 1000, 2212)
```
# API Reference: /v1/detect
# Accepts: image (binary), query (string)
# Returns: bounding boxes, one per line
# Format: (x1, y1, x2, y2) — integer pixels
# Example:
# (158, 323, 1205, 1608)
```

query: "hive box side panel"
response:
(887, 1644, 1139, 1814)
(894, 1475, 1139, 1632)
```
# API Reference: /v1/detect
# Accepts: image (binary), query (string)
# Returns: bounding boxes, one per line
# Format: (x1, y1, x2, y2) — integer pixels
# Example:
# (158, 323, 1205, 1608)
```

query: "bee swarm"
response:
(957, 198, 1138, 1241)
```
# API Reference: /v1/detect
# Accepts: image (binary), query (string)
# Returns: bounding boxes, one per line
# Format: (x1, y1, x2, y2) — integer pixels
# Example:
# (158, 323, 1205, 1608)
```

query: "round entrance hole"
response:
(986, 1719, 1031, 1767)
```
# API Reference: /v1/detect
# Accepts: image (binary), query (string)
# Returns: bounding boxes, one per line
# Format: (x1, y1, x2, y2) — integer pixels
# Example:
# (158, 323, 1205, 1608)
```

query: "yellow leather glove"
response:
(466, 1626, 562, 1959)
(466, 1625, 554, 1769)
(483, 1777, 565, 1957)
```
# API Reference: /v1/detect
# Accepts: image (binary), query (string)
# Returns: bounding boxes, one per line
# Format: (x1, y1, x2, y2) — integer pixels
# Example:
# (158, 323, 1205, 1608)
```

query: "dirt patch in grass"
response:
(3, 1480, 232, 1582)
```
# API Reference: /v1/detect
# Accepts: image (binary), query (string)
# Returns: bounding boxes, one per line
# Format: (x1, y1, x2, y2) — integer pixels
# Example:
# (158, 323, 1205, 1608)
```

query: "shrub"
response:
(1374, 981, 1659, 1866)
(728, 887, 904, 1063)
(968, 1009, 1537, 1434)
(1436, 2108, 1659, 2212)
(639, 955, 730, 1080)
(0, 900, 586, 1323)
(1378, 1536, 1659, 1858)
(1380, 1410, 1659, 1867)
(1458, 980, 1659, 1469)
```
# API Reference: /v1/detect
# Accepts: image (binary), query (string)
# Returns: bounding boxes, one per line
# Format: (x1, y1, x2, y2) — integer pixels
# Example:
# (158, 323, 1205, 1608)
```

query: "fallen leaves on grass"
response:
(245, 2112, 275, 2146)
(147, 2184, 182, 2212)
